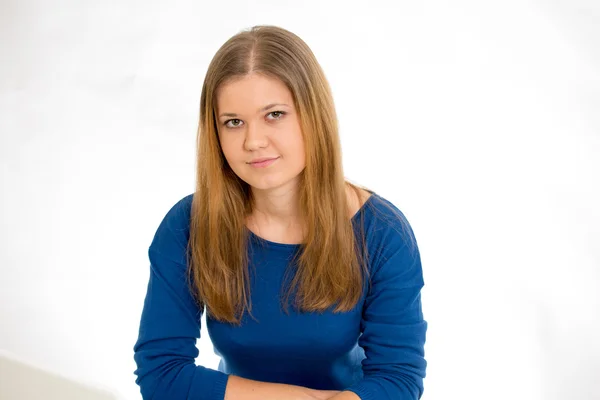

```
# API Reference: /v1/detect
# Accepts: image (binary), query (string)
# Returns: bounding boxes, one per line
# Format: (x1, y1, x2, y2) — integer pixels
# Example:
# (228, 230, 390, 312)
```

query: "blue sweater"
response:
(133, 191, 427, 400)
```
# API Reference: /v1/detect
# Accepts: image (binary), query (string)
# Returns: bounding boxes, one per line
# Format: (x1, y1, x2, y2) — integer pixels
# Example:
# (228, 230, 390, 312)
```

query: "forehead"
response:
(216, 74, 293, 108)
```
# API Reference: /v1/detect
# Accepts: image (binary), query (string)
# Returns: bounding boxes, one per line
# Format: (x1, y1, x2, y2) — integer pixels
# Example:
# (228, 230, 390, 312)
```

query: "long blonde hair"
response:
(187, 25, 375, 325)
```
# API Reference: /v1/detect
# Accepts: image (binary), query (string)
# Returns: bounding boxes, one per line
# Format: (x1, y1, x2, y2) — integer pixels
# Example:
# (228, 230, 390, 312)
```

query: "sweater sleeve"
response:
(133, 198, 230, 400)
(345, 214, 428, 400)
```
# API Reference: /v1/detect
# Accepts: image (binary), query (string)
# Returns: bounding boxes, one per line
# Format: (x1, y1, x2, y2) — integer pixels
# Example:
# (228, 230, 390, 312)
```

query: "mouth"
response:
(248, 157, 279, 168)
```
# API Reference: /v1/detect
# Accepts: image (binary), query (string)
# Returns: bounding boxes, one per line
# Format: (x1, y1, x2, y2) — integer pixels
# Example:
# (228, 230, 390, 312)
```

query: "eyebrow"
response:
(219, 103, 290, 119)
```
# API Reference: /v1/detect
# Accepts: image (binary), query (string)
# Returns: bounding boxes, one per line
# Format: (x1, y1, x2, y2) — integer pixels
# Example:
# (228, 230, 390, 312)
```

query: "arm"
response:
(133, 244, 229, 400)
(343, 214, 428, 400)
(133, 198, 340, 400)
(225, 375, 341, 400)
(327, 391, 361, 400)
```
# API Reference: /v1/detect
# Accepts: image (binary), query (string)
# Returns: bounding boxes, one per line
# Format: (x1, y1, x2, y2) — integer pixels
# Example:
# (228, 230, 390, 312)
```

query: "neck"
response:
(249, 185, 302, 228)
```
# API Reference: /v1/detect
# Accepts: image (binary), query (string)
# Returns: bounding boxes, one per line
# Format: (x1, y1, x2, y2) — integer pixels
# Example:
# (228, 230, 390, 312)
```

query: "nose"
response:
(243, 122, 268, 151)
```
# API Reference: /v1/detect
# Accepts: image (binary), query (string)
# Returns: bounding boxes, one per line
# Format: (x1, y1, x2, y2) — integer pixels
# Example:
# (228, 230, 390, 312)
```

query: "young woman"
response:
(133, 25, 427, 400)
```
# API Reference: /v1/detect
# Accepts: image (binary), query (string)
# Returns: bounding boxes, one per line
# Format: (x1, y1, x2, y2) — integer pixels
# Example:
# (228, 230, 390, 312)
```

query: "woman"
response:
(133, 25, 427, 400)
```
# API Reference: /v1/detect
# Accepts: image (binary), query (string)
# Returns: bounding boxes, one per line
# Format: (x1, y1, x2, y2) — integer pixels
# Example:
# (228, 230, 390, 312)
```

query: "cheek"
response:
(293, 135, 306, 159)
(280, 128, 305, 152)
(218, 137, 235, 156)
(218, 143, 235, 165)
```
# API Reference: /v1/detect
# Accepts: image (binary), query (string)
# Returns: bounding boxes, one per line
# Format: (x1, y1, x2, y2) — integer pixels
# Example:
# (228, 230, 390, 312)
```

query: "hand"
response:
(306, 389, 343, 399)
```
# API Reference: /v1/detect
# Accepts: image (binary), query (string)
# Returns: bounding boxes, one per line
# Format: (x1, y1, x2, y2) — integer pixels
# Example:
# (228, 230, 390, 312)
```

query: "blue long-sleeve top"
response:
(133, 191, 427, 400)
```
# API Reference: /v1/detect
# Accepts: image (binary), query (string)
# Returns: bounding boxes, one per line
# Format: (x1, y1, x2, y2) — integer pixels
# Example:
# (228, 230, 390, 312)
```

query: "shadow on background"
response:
(0, 350, 119, 400)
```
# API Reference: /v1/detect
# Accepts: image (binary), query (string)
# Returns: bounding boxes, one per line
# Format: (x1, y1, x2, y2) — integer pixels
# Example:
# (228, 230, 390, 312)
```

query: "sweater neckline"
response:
(246, 191, 377, 250)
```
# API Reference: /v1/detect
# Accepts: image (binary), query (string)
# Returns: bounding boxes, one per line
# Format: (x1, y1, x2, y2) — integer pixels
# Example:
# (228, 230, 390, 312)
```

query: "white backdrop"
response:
(1, 1, 599, 399)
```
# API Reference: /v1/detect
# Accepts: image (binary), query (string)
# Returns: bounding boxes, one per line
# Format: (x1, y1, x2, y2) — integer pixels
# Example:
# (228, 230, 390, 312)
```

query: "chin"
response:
(242, 174, 292, 191)
(235, 166, 304, 192)
(247, 180, 284, 191)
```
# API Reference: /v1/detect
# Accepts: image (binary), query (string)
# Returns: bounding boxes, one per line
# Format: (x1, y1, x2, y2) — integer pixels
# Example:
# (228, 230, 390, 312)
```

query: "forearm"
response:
(224, 374, 340, 400)
(328, 391, 361, 400)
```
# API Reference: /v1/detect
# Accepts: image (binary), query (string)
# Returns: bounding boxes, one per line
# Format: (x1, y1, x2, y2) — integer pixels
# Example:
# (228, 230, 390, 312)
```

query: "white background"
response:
(1, 1, 599, 399)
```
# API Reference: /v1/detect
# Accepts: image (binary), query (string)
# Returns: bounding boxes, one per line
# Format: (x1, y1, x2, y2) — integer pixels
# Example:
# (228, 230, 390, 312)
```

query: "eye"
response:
(223, 118, 243, 129)
(267, 111, 286, 120)
(223, 111, 287, 129)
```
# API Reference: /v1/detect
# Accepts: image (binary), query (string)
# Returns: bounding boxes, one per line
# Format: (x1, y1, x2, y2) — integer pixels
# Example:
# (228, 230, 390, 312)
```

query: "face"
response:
(216, 73, 306, 193)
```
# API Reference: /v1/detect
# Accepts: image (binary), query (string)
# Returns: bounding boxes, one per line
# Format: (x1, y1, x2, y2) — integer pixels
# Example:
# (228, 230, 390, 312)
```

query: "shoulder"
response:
(347, 185, 373, 218)
(159, 192, 194, 231)
(361, 192, 421, 274)
(367, 193, 416, 239)
(347, 185, 414, 236)
(149, 192, 195, 255)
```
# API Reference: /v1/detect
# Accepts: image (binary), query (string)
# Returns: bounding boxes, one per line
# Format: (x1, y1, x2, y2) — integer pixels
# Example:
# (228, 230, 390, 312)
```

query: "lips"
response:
(248, 157, 279, 164)
(248, 157, 279, 168)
